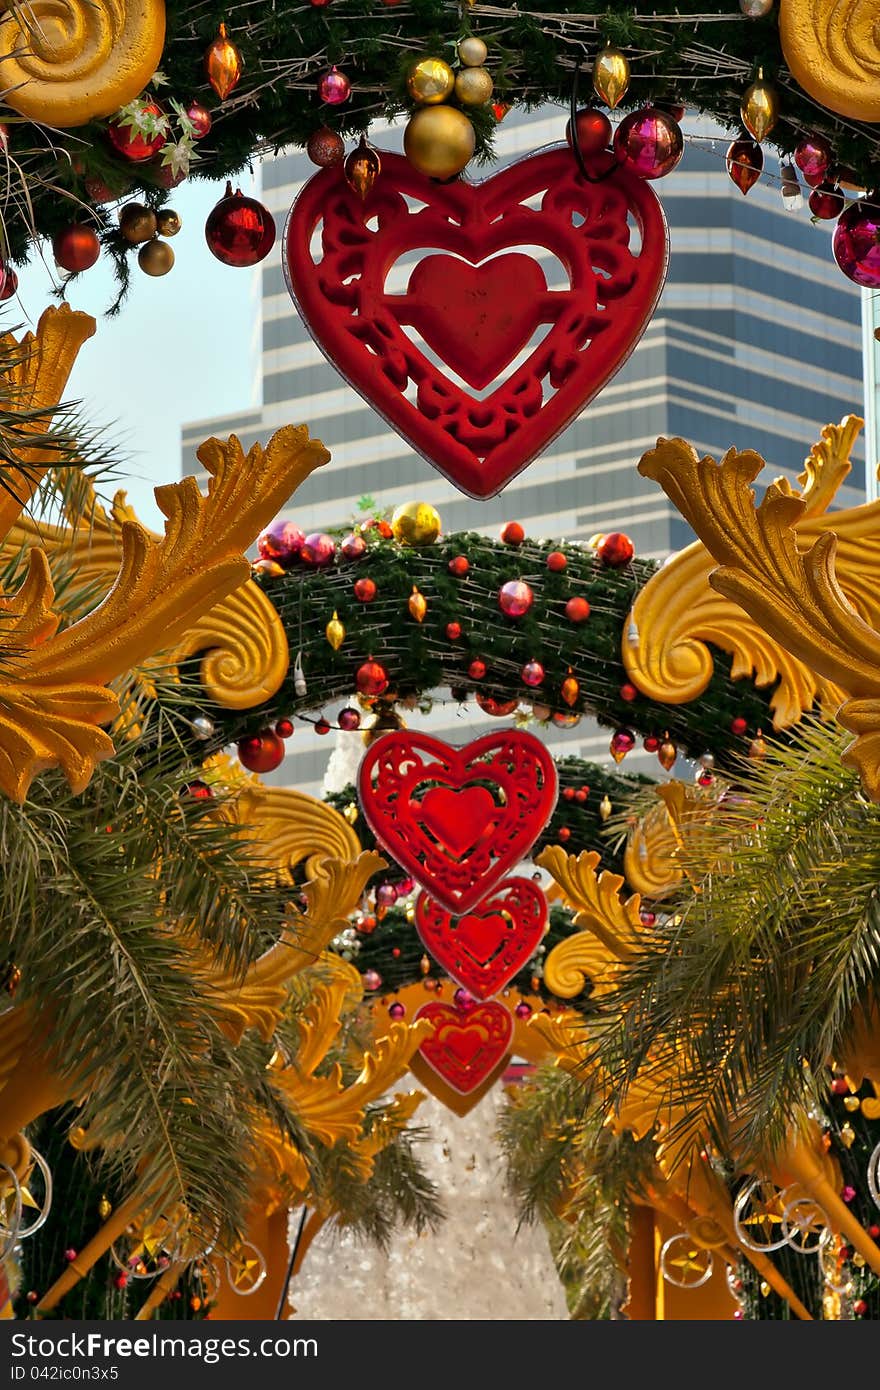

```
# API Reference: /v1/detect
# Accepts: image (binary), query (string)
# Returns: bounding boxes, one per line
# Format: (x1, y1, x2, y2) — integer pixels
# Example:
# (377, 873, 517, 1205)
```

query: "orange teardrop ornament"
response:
(657, 737, 677, 771)
(205, 23, 243, 101)
(344, 136, 382, 201)
(408, 586, 427, 622)
(560, 670, 579, 708)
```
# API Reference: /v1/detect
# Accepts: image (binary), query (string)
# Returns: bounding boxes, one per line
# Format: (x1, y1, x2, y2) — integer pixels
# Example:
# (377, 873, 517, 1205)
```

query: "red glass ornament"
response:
(300, 532, 335, 565)
(237, 729, 285, 773)
(794, 134, 832, 187)
(446, 621, 462, 640)
(0, 267, 17, 301)
(84, 174, 126, 203)
(521, 660, 544, 687)
(809, 181, 845, 220)
(252, 558, 284, 577)
(359, 729, 557, 914)
(311, 0, 331, 6)
(448, 555, 470, 577)
(498, 580, 533, 618)
(557, 826, 571, 841)
(564, 596, 590, 623)
(414, 998, 512, 1095)
(566, 107, 612, 157)
(114, 1274, 128, 1290)
(205, 183, 276, 267)
(205, 23, 242, 101)
(730, 716, 748, 736)
(362, 968, 382, 991)
(318, 66, 351, 105)
(493, 101, 511, 123)
(108, 106, 167, 162)
(655, 100, 686, 123)
(834, 201, 880, 287)
(315, 717, 331, 735)
(575, 787, 588, 802)
(414, 876, 547, 999)
(354, 576, 377, 602)
(275, 718, 294, 738)
(552, 711, 580, 728)
(562, 787, 575, 801)
(640, 908, 656, 927)
(596, 531, 634, 567)
(830, 1077, 849, 1095)
(52, 225, 101, 272)
(853, 1299, 868, 1317)
(182, 780, 214, 800)
(501, 520, 524, 545)
(546, 550, 567, 572)
(340, 532, 366, 560)
(610, 728, 635, 763)
(560, 671, 579, 707)
(477, 694, 519, 717)
(643, 734, 660, 752)
(726, 137, 763, 196)
(151, 160, 187, 190)
(285, 148, 668, 500)
(185, 100, 212, 140)
(468, 658, 487, 680)
(356, 659, 389, 697)
(338, 706, 361, 731)
(614, 106, 683, 180)
(257, 518, 304, 566)
(697, 769, 715, 787)
(620, 682, 637, 702)
(307, 126, 345, 168)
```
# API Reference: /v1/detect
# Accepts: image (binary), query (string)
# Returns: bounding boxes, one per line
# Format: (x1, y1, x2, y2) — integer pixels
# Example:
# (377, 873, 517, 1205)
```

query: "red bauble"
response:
(468, 658, 487, 680)
(52, 225, 100, 273)
(318, 66, 351, 105)
(237, 729, 285, 773)
(557, 826, 571, 841)
(300, 532, 335, 565)
(448, 555, 470, 577)
(596, 531, 634, 567)
(726, 138, 763, 196)
(0, 267, 17, 301)
(808, 181, 845, 220)
(356, 659, 389, 697)
(354, 576, 377, 601)
(564, 596, 590, 623)
(614, 106, 683, 180)
(257, 518, 304, 566)
(337, 706, 361, 730)
(340, 531, 367, 559)
(501, 520, 524, 545)
(108, 106, 167, 162)
(730, 716, 748, 736)
(610, 727, 636, 762)
(445, 621, 462, 640)
(575, 787, 588, 802)
(151, 160, 188, 190)
(205, 183, 276, 267)
(307, 126, 345, 168)
(315, 717, 331, 735)
(186, 100, 213, 140)
(275, 718, 294, 738)
(414, 876, 547, 999)
(834, 201, 880, 287)
(620, 682, 637, 702)
(477, 694, 518, 717)
(643, 734, 660, 752)
(521, 660, 544, 687)
(794, 134, 832, 187)
(182, 780, 214, 800)
(546, 550, 567, 572)
(566, 107, 612, 157)
(498, 580, 533, 617)
(830, 1077, 849, 1095)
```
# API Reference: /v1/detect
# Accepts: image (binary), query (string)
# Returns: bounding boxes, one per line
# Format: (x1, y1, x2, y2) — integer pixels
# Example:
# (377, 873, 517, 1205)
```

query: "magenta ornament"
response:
(257, 518, 304, 566)
(514, 1001, 533, 1019)
(318, 66, 351, 104)
(498, 579, 534, 618)
(808, 181, 845, 220)
(362, 968, 382, 991)
(521, 660, 545, 687)
(300, 531, 336, 565)
(794, 134, 832, 187)
(613, 106, 683, 180)
(340, 532, 367, 560)
(388, 1001, 406, 1020)
(833, 201, 880, 287)
(337, 706, 361, 731)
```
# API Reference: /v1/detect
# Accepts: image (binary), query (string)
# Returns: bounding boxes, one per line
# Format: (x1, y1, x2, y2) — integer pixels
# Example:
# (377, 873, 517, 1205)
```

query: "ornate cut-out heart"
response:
(357, 730, 558, 914)
(284, 147, 668, 498)
(414, 999, 513, 1095)
(415, 876, 547, 999)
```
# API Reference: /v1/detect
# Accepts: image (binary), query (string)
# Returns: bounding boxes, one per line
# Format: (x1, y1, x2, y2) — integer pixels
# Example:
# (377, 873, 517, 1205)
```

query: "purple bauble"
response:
(257, 518, 305, 567)
(318, 66, 351, 105)
(521, 660, 545, 687)
(833, 201, 880, 287)
(340, 532, 367, 560)
(614, 106, 683, 180)
(794, 134, 831, 187)
(498, 579, 534, 618)
(388, 1001, 406, 1020)
(376, 883, 398, 908)
(337, 706, 361, 731)
(300, 531, 336, 565)
(514, 1001, 532, 1019)
(453, 986, 475, 1012)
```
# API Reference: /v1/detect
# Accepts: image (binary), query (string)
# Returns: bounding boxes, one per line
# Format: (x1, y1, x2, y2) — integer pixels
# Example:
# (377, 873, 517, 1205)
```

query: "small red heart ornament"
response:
(415, 876, 547, 999)
(357, 730, 558, 914)
(284, 147, 668, 498)
(414, 999, 514, 1094)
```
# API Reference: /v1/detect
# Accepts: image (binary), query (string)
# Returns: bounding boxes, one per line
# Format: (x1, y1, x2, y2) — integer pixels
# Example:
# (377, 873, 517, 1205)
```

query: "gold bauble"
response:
(119, 203, 157, 245)
(98, 1196, 112, 1219)
(408, 586, 427, 622)
(138, 238, 175, 276)
(404, 106, 476, 180)
(156, 208, 182, 237)
(407, 57, 455, 106)
(454, 66, 494, 107)
(741, 69, 779, 142)
(458, 36, 488, 68)
(592, 45, 630, 110)
(391, 500, 441, 545)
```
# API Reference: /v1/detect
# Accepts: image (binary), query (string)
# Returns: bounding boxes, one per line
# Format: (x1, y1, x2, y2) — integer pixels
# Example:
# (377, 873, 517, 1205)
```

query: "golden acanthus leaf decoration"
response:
(622, 795, 683, 900)
(780, 0, 880, 123)
(536, 847, 641, 998)
(623, 418, 865, 727)
(637, 433, 880, 798)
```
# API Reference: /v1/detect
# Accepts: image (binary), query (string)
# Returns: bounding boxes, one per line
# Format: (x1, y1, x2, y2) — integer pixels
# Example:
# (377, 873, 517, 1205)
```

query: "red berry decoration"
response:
(468, 658, 487, 680)
(275, 718, 294, 738)
(562, 787, 575, 801)
(0, 267, 17, 300)
(596, 531, 634, 568)
(340, 531, 367, 560)
(575, 788, 588, 802)
(53, 224, 101, 273)
(237, 730, 285, 773)
(315, 717, 331, 735)
(205, 182, 276, 267)
(558, 826, 571, 841)
(794, 134, 832, 187)
(448, 555, 470, 577)
(257, 518, 304, 566)
(834, 200, 880, 287)
(564, 596, 590, 623)
(546, 550, 567, 572)
(337, 707, 361, 731)
(808, 181, 845, 220)
(620, 682, 638, 702)
(501, 521, 524, 545)
(515, 1001, 532, 1019)
(566, 107, 612, 157)
(730, 716, 748, 736)
(356, 659, 389, 697)
(108, 105, 167, 162)
(300, 532, 335, 566)
(521, 660, 545, 687)
(186, 100, 212, 140)
(614, 106, 683, 180)
(498, 580, 534, 617)
(354, 577, 377, 602)
(445, 621, 462, 640)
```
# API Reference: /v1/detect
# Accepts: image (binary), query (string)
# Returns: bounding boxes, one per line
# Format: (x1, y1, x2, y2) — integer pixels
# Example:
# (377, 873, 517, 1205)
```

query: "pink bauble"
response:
(257, 518, 305, 565)
(514, 1001, 532, 1019)
(521, 660, 545, 687)
(337, 706, 361, 730)
(498, 579, 534, 618)
(340, 531, 367, 560)
(833, 201, 880, 287)
(794, 134, 832, 187)
(614, 106, 683, 180)
(300, 531, 336, 565)
(808, 181, 845, 220)
(362, 968, 382, 991)
(388, 1001, 406, 1020)
(318, 66, 351, 105)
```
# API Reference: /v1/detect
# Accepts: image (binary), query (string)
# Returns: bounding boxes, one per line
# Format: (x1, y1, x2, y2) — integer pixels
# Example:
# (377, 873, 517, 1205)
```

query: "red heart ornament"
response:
(283, 147, 668, 498)
(357, 730, 558, 914)
(415, 877, 547, 999)
(414, 999, 513, 1095)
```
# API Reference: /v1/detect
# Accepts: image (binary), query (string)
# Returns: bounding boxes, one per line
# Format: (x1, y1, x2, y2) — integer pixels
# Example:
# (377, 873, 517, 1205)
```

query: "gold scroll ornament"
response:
(0, 0, 165, 126)
(780, 0, 880, 124)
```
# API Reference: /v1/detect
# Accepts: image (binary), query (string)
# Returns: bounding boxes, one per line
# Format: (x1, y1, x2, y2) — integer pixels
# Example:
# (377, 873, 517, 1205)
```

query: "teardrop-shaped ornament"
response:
(408, 586, 427, 622)
(326, 611, 345, 650)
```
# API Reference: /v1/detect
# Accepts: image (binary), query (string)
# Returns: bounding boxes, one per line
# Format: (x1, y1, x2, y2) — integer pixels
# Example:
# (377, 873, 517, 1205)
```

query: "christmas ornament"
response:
(156, 209, 181, 237)
(205, 23, 242, 100)
(610, 728, 635, 762)
(730, 716, 748, 736)
(407, 58, 455, 105)
(794, 134, 832, 186)
(354, 577, 377, 602)
(307, 126, 345, 168)
(53, 225, 100, 272)
(318, 67, 351, 105)
(468, 658, 487, 680)
(344, 136, 382, 201)
(552, 711, 580, 728)
(315, 717, 331, 735)
(521, 660, 544, 687)
(493, 101, 511, 123)
(253, 558, 284, 577)
(408, 586, 427, 622)
(560, 670, 579, 707)
(191, 715, 215, 740)
(98, 1196, 112, 1220)
(413, 998, 513, 1094)
(614, 106, 683, 180)
(108, 105, 167, 162)
(657, 736, 677, 771)
(404, 106, 475, 180)
(0, 268, 18, 301)
(362, 968, 382, 991)
(557, 826, 571, 841)
(357, 730, 557, 914)
(596, 531, 634, 567)
(388, 1001, 406, 1020)
(258, 518, 304, 566)
(391, 501, 441, 545)
(356, 659, 389, 697)
(546, 550, 567, 572)
(740, 0, 774, 15)
(325, 612, 345, 650)
(620, 683, 637, 702)
(477, 694, 518, 718)
(285, 148, 667, 499)
(566, 108, 612, 158)
(458, 37, 488, 67)
(446, 621, 462, 640)
(448, 555, 469, 577)
(598, 794, 612, 822)
(138, 239, 174, 276)
(205, 183, 276, 267)
(592, 45, 630, 109)
(643, 734, 660, 751)
(119, 202, 157, 243)
(726, 138, 763, 195)
(808, 181, 845, 219)
(186, 100, 212, 140)
(565, 596, 590, 623)
(779, 161, 803, 211)
(300, 532, 335, 565)
(455, 67, 493, 107)
(501, 521, 524, 545)
(515, 1001, 532, 1019)
(275, 718, 294, 738)
(498, 580, 533, 617)
(833, 201, 880, 287)
(182, 780, 213, 801)
(338, 707, 360, 731)
(237, 729, 285, 773)
(414, 876, 547, 999)
(741, 70, 779, 142)
(749, 731, 767, 759)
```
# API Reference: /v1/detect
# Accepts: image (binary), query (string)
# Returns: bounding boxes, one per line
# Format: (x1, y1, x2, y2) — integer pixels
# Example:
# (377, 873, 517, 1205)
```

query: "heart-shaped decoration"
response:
(414, 999, 513, 1095)
(415, 876, 547, 999)
(284, 147, 668, 498)
(357, 730, 558, 914)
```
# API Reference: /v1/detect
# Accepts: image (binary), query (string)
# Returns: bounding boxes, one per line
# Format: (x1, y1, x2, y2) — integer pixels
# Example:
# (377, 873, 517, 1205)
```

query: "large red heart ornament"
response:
(414, 999, 513, 1095)
(357, 730, 558, 914)
(415, 876, 547, 999)
(284, 147, 668, 498)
